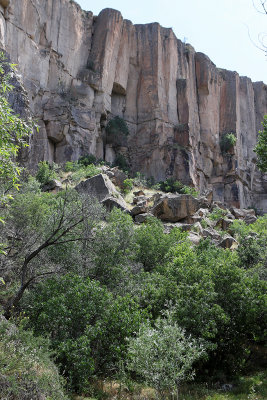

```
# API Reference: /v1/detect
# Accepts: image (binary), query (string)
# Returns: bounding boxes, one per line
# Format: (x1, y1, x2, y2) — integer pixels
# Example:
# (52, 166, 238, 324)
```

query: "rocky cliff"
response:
(0, 0, 266, 211)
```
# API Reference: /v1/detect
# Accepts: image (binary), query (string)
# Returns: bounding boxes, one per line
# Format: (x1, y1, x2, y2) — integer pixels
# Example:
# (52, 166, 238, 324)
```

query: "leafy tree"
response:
(134, 217, 186, 272)
(23, 274, 146, 392)
(35, 161, 57, 186)
(254, 115, 267, 172)
(89, 208, 137, 289)
(1, 188, 104, 317)
(0, 317, 67, 400)
(127, 311, 205, 400)
(0, 52, 35, 204)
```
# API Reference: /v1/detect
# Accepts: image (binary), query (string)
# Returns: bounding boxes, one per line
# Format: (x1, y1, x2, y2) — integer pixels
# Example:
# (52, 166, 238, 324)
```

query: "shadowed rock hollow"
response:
(0, 0, 266, 211)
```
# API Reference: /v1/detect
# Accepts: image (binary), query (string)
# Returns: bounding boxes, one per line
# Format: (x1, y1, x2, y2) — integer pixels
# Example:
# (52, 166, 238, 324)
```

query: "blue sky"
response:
(75, 0, 266, 83)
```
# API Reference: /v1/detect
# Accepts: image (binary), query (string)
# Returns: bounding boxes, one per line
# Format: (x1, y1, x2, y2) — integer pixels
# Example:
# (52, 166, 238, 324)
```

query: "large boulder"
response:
(134, 213, 154, 224)
(220, 235, 238, 249)
(75, 173, 128, 211)
(151, 194, 200, 222)
(41, 179, 62, 193)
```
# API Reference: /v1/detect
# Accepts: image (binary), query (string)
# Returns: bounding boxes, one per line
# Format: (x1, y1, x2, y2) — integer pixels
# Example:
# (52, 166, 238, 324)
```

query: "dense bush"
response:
(254, 115, 267, 172)
(113, 153, 130, 172)
(127, 311, 205, 399)
(78, 154, 97, 166)
(35, 161, 57, 185)
(134, 217, 186, 272)
(89, 208, 137, 289)
(123, 178, 134, 193)
(0, 317, 67, 400)
(220, 133, 237, 153)
(159, 178, 198, 197)
(106, 116, 129, 137)
(23, 274, 146, 392)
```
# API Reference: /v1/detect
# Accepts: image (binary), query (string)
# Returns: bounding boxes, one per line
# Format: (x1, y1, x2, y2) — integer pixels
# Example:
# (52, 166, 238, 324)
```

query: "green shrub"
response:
(134, 217, 186, 272)
(113, 153, 130, 172)
(220, 133, 237, 153)
(123, 178, 134, 193)
(64, 161, 80, 172)
(71, 164, 100, 182)
(36, 161, 57, 185)
(254, 115, 267, 172)
(127, 311, 205, 399)
(78, 154, 97, 167)
(159, 178, 199, 197)
(0, 317, 67, 400)
(89, 208, 137, 288)
(23, 274, 146, 393)
(209, 207, 227, 221)
(106, 116, 129, 137)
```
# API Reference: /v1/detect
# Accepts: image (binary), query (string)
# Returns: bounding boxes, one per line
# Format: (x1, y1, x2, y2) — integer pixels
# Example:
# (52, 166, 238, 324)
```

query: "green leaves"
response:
(127, 311, 205, 396)
(24, 274, 146, 392)
(254, 115, 267, 172)
(0, 52, 35, 198)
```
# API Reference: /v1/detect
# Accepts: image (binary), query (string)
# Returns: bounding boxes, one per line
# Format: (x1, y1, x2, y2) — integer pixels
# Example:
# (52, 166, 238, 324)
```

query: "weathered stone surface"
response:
(131, 204, 148, 216)
(41, 179, 62, 192)
(221, 218, 234, 231)
(109, 167, 127, 189)
(102, 196, 128, 212)
(163, 223, 192, 234)
(75, 174, 127, 212)
(134, 213, 153, 224)
(133, 195, 148, 205)
(230, 207, 255, 219)
(152, 194, 200, 222)
(0, 0, 266, 211)
(202, 228, 221, 242)
(188, 232, 201, 245)
(220, 235, 238, 249)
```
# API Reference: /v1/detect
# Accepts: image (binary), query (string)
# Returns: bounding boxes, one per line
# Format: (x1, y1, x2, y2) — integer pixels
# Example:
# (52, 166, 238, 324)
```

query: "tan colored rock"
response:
(152, 194, 200, 222)
(220, 235, 238, 250)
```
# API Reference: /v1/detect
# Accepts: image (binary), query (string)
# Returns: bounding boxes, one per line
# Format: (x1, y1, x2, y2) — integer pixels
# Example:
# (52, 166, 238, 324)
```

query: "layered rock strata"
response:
(0, 0, 266, 210)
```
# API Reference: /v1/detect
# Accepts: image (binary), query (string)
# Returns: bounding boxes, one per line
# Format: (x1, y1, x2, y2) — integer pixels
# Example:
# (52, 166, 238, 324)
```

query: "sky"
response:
(75, 0, 266, 83)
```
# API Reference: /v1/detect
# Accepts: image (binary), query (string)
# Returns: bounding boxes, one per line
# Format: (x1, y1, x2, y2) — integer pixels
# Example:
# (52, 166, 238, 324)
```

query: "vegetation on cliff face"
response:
(254, 115, 267, 172)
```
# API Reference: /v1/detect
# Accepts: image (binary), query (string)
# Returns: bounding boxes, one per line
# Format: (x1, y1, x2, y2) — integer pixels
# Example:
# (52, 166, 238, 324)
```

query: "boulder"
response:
(41, 179, 62, 192)
(102, 196, 128, 212)
(221, 218, 233, 231)
(220, 235, 238, 249)
(152, 194, 200, 222)
(76, 173, 119, 201)
(75, 173, 128, 210)
(131, 204, 148, 216)
(134, 213, 154, 224)
(230, 207, 255, 219)
(212, 201, 228, 211)
(202, 228, 221, 242)
(188, 232, 201, 245)
(110, 167, 127, 189)
(244, 215, 257, 225)
(133, 190, 145, 196)
(163, 223, 192, 234)
(133, 195, 148, 205)
(198, 190, 213, 208)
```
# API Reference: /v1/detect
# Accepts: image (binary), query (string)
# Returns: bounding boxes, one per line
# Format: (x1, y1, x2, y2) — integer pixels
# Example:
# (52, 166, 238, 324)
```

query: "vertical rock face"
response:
(0, 0, 266, 211)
